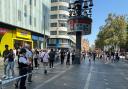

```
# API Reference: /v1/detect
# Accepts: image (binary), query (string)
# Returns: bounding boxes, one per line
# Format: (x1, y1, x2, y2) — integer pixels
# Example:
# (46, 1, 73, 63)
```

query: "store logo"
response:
(20, 31, 28, 36)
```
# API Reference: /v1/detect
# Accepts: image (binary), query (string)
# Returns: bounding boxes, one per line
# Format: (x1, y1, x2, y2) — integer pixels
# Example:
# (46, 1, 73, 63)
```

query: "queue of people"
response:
(2, 44, 78, 89)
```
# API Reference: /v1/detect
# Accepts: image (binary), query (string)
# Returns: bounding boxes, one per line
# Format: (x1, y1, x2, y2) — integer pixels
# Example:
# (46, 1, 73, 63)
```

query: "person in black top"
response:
(2, 45, 10, 78)
(6, 49, 15, 79)
(60, 50, 65, 64)
(49, 49, 55, 68)
(66, 51, 70, 65)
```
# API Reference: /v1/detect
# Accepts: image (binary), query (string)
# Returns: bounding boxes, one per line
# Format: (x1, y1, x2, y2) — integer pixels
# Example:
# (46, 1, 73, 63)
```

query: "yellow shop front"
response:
(0, 28, 33, 56)
(13, 29, 33, 49)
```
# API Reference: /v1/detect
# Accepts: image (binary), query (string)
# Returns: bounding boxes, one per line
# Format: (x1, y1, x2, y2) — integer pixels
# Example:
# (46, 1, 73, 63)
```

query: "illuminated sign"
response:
(16, 29, 31, 39)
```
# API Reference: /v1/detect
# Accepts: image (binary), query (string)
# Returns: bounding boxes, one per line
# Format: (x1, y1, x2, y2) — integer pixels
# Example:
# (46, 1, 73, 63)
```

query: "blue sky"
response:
(84, 0, 128, 46)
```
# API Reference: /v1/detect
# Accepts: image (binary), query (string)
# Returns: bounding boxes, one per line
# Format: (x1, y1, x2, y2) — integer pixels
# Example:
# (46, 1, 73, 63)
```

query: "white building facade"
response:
(0, 0, 50, 54)
(48, 0, 76, 50)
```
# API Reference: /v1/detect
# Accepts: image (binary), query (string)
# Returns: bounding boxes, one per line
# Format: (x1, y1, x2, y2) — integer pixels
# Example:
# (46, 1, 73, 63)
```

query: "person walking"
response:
(18, 48, 29, 89)
(33, 49, 39, 69)
(71, 50, 75, 64)
(24, 44, 33, 83)
(41, 49, 49, 74)
(66, 51, 70, 65)
(49, 49, 55, 68)
(92, 51, 96, 63)
(6, 49, 15, 79)
(60, 50, 65, 64)
(2, 45, 10, 78)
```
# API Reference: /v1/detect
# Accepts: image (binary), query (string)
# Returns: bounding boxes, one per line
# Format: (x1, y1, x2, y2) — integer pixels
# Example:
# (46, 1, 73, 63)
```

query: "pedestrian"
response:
(66, 51, 70, 65)
(88, 52, 92, 63)
(18, 48, 29, 89)
(71, 50, 75, 64)
(24, 44, 33, 83)
(92, 51, 96, 63)
(49, 49, 55, 68)
(60, 50, 65, 64)
(33, 49, 39, 69)
(41, 49, 49, 74)
(2, 44, 10, 78)
(6, 49, 15, 79)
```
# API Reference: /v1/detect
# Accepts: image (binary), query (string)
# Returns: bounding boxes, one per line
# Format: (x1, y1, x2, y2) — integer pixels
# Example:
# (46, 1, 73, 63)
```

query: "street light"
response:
(68, 0, 93, 64)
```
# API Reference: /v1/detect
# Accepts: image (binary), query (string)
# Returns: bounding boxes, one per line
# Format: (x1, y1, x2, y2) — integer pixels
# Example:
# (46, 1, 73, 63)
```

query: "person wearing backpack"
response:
(49, 49, 55, 68)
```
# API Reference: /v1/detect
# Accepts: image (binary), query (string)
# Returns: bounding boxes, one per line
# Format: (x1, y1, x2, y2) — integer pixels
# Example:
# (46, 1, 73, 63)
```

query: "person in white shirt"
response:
(18, 48, 29, 89)
(41, 49, 49, 74)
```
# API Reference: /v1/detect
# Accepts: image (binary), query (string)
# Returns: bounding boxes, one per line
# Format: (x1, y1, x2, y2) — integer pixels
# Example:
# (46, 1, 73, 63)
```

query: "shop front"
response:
(13, 29, 33, 49)
(0, 28, 33, 55)
(32, 34, 43, 49)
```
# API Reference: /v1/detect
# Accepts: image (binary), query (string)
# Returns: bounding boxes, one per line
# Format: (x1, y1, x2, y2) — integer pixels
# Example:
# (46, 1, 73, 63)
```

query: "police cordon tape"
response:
(0, 63, 60, 88)
(0, 72, 32, 85)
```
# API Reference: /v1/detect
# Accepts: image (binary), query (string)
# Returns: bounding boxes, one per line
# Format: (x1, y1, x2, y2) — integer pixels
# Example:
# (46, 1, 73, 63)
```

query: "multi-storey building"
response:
(48, 0, 76, 50)
(0, 0, 50, 54)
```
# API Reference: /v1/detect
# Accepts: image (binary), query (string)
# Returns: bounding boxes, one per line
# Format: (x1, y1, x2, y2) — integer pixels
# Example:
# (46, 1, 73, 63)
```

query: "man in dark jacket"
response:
(49, 49, 55, 68)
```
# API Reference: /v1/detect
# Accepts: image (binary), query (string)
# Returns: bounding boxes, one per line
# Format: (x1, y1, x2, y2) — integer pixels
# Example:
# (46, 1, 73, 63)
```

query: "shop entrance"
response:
(13, 39, 33, 49)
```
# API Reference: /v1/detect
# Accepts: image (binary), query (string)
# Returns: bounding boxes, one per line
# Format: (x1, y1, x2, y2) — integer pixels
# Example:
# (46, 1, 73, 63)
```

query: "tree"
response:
(95, 13, 128, 51)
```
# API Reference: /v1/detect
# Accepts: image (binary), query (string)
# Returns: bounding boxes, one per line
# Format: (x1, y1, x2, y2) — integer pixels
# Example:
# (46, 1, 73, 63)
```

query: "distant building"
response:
(81, 39, 89, 52)
(0, 0, 50, 55)
(47, 0, 76, 50)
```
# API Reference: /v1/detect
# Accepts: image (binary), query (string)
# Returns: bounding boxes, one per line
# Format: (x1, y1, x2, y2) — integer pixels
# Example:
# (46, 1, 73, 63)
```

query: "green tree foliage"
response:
(95, 13, 128, 51)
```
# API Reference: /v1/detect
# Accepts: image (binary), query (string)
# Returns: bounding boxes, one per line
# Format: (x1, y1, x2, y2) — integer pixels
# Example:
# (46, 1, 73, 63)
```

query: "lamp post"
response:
(68, 0, 93, 64)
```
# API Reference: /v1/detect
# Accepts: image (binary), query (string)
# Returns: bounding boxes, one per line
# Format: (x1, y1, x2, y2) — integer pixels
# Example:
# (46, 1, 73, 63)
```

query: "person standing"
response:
(2, 45, 10, 78)
(6, 49, 15, 79)
(24, 44, 33, 83)
(33, 49, 39, 69)
(66, 51, 70, 65)
(41, 49, 49, 74)
(92, 51, 96, 63)
(71, 50, 75, 64)
(18, 48, 29, 89)
(49, 49, 55, 68)
(60, 50, 65, 64)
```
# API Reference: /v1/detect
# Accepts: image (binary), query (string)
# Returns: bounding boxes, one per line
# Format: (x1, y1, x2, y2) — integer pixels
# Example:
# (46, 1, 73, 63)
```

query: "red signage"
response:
(0, 28, 8, 35)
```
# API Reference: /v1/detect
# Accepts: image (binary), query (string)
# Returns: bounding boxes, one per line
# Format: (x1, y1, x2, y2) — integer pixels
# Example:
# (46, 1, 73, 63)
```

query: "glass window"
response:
(34, 17, 36, 27)
(51, 0, 58, 3)
(59, 14, 68, 19)
(50, 31, 57, 35)
(51, 23, 57, 27)
(29, 15, 32, 25)
(50, 15, 58, 19)
(24, 5, 27, 17)
(34, 0, 36, 6)
(59, 39, 67, 43)
(49, 39, 56, 44)
(59, 6, 68, 11)
(59, 22, 67, 27)
(59, 0, 69, 2)
(59, 31, 66, 35)
(51, 6, 58, 11)
(29, 0, 32, 5)
(18, 10, 21, 21)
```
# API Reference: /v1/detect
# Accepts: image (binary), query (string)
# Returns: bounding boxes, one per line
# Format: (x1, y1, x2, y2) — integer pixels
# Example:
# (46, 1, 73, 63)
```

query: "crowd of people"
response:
(2, 44, 76, 89)
(2, 43, 123, 89)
